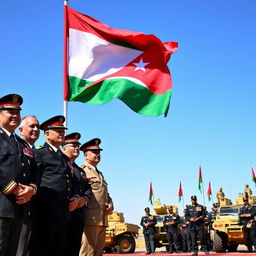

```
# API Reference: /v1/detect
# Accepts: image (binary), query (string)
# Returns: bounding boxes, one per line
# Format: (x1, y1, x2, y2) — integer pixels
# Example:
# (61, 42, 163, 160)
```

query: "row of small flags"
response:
(148, 166, 256, 205)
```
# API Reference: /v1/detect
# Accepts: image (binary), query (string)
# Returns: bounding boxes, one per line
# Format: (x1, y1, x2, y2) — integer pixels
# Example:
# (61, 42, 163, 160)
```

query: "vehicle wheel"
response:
(115, 236, 136, 253)
(213, 231, 226, 253)
(227, 244, 238, 252)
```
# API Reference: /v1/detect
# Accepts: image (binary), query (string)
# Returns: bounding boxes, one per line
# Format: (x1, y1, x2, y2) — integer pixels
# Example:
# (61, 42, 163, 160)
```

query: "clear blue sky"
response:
(1, 0, 256, 225)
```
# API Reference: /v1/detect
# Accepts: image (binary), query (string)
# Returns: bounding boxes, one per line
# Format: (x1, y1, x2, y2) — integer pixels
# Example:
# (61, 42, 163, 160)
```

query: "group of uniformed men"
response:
(0, 93, 113, 256)
(141, 194, 256, 255)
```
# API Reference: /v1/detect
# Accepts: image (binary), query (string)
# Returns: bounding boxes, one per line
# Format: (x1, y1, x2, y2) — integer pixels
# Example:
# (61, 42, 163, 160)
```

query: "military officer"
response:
(244, 184, 253, 199)
(239, 197, 256, 252)
(163, 206, 181, 253)
(16, 115, 40, 256)
(79, 138, 114, 256)
(207, 203, 218, 250)
(140, 207, 157, 254)
(29, 115, 77, 256)
(0, 94, 38, 256)
(62, 132, 92, 256)
(185, 195, 209, 256)
(216, 187, 225, 203)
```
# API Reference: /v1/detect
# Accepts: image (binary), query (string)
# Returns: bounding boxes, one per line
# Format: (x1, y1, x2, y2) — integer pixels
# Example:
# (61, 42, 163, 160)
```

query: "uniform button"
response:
(67, 180, 70, 183)
(66, 174, 69, 177)
(28, 160, 30, 165)
(67, 196, 69, 199)
(21, 163, 25, 166)
(67, 188, 70, 191)
(23, 173, 26, 177)
(80, 189, 82, 192)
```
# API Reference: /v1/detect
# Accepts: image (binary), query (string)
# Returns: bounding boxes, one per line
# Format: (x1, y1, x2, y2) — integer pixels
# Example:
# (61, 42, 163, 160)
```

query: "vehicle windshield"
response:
(155, 216, 164, 223)
(219, 207, 239, 216)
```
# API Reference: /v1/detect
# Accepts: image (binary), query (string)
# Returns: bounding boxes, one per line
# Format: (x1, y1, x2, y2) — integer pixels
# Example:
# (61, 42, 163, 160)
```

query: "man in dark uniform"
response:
(16, 115, 40, 256)
(62, 132, 92, 256)
(185, 195, 209, 256)
(163, 206, 181, 253)
(183, 207, 192, 252)
(140, 207, 157, 254)
(0, 94, 38, 256)
(239, 197, 256, 252)
(29, 115, 78, 256)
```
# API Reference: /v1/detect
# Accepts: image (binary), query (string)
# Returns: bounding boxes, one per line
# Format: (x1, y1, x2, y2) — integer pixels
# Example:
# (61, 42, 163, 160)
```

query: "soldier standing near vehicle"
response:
(185, 195, 209, 256)
(140, 207, 157, 254)
(164, 206, 181, 253)
(207, 203, 218, 250)
(216, 187, 225, 204)
(239, 197, 256, 252)
(244, 184, 252, 200)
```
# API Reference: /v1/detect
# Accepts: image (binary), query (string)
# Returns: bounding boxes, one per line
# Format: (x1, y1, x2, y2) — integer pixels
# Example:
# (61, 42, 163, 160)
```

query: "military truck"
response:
(105, 211, 139, 253)
(213, 193, 256, 252)
(153, 199, 178, 251)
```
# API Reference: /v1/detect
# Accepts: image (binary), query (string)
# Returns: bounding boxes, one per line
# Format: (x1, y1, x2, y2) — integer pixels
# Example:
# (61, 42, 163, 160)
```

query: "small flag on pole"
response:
(148, 181, 154, 205)
(207, 181, 212, 201)
(198, 166, 203, 193)
(178, 181, 183, 202)
(252, 167, 256, 183)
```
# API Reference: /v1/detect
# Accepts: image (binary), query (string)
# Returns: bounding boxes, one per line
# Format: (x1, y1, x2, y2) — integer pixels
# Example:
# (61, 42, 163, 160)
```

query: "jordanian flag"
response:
(198, 166, 203, 193)
(207, 181, 212, 202)
(252, 167, 256, 183)
(64, 6, 178, 117)
(149, 181, 154, 205)
(178, 181, 183, 202)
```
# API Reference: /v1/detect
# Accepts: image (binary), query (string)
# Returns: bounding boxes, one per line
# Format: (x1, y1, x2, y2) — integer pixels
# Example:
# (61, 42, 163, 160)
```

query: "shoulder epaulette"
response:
(35, 145, 44, 149)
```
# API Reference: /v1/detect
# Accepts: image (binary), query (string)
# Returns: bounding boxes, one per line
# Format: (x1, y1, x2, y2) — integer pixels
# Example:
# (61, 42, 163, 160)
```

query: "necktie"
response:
(10, 134, 18, 150)
(57, 149, 63, 158)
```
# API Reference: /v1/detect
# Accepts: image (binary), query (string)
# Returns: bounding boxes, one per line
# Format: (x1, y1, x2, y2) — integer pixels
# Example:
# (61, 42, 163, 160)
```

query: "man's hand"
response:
(15, 184, 34, 205)
(105, 203, 113, 215)
(190, 218, 196, 222)
(77, 196, 89, 209)
(69, 196, 80, 211)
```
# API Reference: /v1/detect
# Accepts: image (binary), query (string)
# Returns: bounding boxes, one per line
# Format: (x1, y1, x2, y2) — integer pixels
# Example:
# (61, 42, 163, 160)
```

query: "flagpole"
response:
(64, 0, 69, 129)
(200, 166, 206, 206)
(210, 181, 213, 205)
(182, 195, 185, 213)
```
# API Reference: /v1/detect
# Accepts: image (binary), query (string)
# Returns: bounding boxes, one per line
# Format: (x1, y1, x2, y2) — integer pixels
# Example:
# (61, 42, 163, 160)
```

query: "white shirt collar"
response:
(0, 126, 15, 137)
(46, 142, 58, 152)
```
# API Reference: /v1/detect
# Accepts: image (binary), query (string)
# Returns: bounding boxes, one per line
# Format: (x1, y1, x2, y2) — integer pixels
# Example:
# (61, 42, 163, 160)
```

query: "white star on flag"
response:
(133, 58, 149, 72)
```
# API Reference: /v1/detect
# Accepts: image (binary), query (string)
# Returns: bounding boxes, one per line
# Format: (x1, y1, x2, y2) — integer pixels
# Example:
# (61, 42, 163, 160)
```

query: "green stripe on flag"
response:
(68, 76, 172, 117)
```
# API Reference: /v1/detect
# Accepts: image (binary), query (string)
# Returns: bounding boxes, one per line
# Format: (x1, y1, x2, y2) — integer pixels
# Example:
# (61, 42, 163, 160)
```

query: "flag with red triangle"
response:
(148, 181, 154, 205)
(64, 6, 178, 117)
(178, 181, 183, 202)
(207, 181, 212, 201)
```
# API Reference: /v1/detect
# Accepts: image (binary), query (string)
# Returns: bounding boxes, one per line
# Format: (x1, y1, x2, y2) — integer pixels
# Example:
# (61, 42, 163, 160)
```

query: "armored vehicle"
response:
(153, 199, 178, 251)
(213, 194, 256, 252)
(105, 211, 139, 253)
